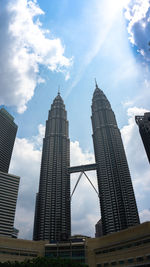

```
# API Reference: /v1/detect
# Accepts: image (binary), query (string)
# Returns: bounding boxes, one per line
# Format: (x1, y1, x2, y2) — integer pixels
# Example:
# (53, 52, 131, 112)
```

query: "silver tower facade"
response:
(0, 108, 18, 173)
(91, 84, 139, 235)
(0, 172, 20, 237)
(0, 108, 19, 237)
(33, 93, 70, 242)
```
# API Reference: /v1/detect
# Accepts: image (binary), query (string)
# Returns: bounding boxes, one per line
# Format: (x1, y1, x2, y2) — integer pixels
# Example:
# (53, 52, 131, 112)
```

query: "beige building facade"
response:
(0, 236, 47, 262)
(87, 221, 150, 267)
(0, 222, 150, 266)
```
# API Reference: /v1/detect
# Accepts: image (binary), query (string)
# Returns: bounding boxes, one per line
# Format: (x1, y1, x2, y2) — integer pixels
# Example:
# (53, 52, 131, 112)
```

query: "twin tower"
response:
(33, 83, 140, 242)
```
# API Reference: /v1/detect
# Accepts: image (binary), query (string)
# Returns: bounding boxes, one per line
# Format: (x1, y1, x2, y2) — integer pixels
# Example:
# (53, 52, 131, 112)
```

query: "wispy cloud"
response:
(140, 209, 150, 222)
(65, 0, 125, 98)
(0, 0, 71, 113)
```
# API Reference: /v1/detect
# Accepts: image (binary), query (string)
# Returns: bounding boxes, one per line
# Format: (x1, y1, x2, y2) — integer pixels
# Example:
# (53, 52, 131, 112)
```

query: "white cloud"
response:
(10, 134, 42, 239)
(124, 0, 150, 60)
(121, 106, 149, 148)
(71, 141, 95, 166)
(140, 209, 150, 222)
(0, 0, 71, 113)
(31, 124, 45, 149)
(10, 123, 47, 238)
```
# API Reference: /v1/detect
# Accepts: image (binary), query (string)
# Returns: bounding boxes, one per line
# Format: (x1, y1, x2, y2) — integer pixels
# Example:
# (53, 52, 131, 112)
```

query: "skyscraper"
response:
(91, 83, 139, 235)
(0, 172, 20, 237)
(33, 93, 70, 242)
(0, 108, 19, 237)
(135, 112, 150, 164)
(0, 108, 18, 173)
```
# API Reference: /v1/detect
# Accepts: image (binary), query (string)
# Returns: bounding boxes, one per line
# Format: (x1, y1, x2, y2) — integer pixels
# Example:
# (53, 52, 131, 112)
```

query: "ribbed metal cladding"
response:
(0, 172, 20, 237)
(0, 108, 18, 173)
(91, 84, 140, 235)
(33, 93, 70, 242)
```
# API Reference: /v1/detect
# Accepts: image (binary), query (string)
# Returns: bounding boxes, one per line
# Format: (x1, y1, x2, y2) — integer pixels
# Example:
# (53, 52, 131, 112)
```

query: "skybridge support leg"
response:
(70, 171, 99, 200)
(70, 172, 83, 200)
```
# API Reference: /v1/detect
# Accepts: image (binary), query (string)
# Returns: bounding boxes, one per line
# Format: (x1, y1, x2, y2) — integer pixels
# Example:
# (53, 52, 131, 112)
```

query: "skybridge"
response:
(68, 163, 97, 173)
(68, 163, 98, 200)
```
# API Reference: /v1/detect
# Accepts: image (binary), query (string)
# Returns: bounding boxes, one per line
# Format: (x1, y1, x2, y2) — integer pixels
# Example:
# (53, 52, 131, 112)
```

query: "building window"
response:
(136, 257, 144, 262)
(128, 258, 134, 263)
(119, 260, 124, 264)
(143, 238, 150, 244)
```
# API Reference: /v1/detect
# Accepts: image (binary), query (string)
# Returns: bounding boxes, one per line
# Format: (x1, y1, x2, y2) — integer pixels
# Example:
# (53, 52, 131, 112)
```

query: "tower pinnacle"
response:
(95, 78, 98, 89)
(58, 85, 60, 95)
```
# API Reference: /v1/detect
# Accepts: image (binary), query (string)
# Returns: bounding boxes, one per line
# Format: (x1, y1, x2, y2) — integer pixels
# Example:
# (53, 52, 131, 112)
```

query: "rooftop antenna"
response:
(95, 78, 98, 88)
(58, 85, 60, 95)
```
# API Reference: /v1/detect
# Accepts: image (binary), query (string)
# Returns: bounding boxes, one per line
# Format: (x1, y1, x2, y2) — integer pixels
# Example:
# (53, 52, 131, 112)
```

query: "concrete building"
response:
(12, 227, 19, 239)
(45, 235, 88, 264)
(135, 112, 150, 163)
(91, 83, 139, 235)
(0, 172, 20, 237)
(33, 92, 70, 242)
(0, 222, 150, 266)
(87, 221, 150, 267)
(0, 236, 47, 262)
(0, 108, 17, 173)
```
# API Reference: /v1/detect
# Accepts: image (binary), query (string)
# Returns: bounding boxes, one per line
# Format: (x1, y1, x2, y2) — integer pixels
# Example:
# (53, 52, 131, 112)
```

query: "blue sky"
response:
(1, 0, 150, 239)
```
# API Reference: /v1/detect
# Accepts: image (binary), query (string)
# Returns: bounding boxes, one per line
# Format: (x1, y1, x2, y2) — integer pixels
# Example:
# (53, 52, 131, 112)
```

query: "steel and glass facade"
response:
(33, 93, 70, 242)
(0, 108, 17, 173)
(0, 172, 20, 237)
(91, 84, 139, 235)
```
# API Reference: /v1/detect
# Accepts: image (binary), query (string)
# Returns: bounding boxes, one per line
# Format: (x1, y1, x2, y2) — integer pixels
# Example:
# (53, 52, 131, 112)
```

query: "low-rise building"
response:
(0, 222, 150, 266)
(45, 235, 88, 264)
(87, 221, 150, 267)
(0, 236, 47, 262)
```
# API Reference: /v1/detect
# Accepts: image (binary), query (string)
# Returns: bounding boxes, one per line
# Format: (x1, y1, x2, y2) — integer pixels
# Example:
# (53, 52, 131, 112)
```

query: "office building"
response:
(0, 108, 18, 173)
(0, 172, 20, 237)
(135, 112, 150, 163)
(33, 92, 70, 242)
(91, 83, 139, 235)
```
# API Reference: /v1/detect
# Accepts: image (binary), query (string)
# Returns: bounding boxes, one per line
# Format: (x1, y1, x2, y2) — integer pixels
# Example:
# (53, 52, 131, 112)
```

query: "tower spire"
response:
(58, 85, 60, 95)
(95, 78, 98, 89)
